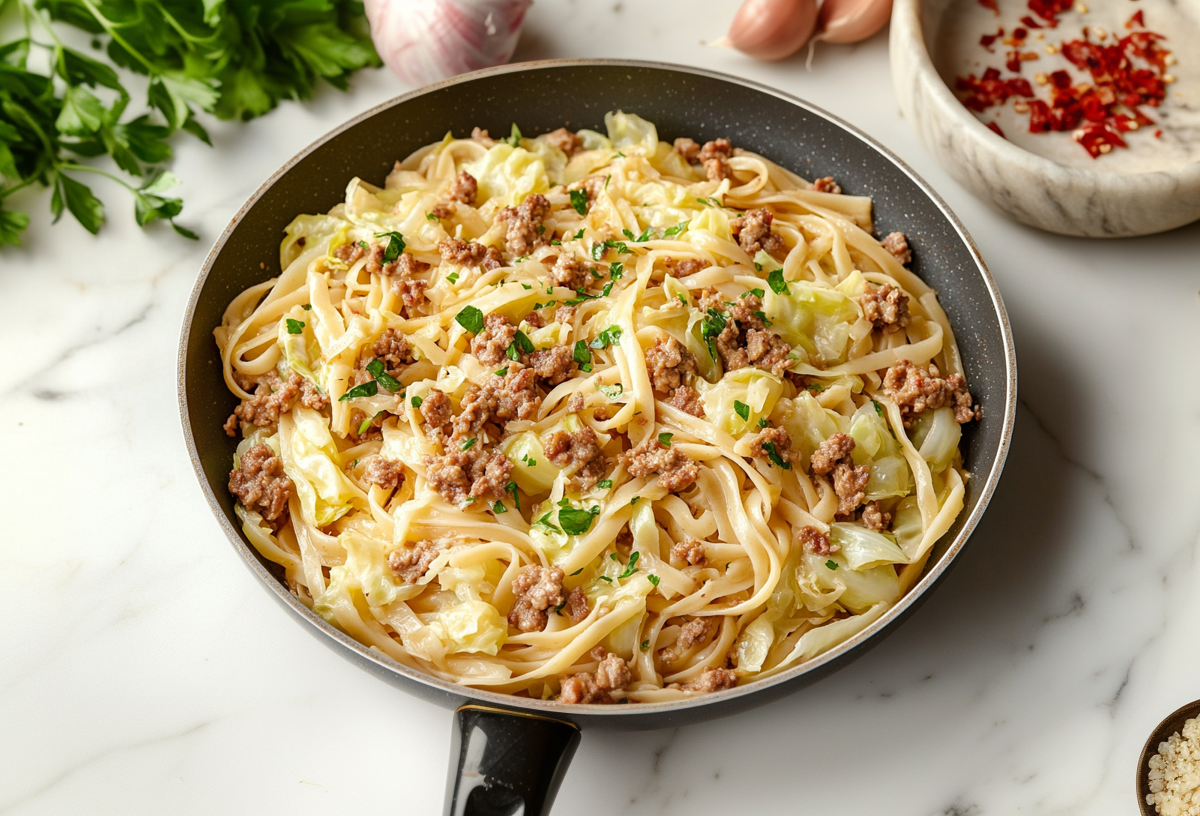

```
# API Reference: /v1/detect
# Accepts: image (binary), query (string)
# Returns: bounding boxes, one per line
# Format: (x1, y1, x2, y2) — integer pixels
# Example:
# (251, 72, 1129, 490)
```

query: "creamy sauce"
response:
(931, 0, 1200, 174)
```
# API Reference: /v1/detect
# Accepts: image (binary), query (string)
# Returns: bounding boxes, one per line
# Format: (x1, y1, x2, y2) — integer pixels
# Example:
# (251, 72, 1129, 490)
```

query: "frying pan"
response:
(178, 60, 1017, 815)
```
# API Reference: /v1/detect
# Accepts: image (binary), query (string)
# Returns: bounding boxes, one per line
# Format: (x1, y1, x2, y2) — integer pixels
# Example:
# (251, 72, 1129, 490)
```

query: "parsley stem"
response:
(76, 0, 159, 74)
(58, 163, 137, 192)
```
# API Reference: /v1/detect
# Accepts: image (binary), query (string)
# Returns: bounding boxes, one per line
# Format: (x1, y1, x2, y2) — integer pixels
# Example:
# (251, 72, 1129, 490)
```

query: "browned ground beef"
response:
(671, 537, 707, 566)
(698, 138, 733, 181)
(551, 254, 590, 290)
(430, 202, 456, 220)
(226, 370, 314, 436)
(544, 127, 583, 156)
(470, 313, 518, 366)
(545, 426, 608, 490)
(471, 127, 494, 145)
(334, 242, 365, 264)
(799, 525, 834, 555)
(554, 305, 578, 325)
(449, 170, 477, 205)
(452, 367, 541, 439)
(731, 208, 786, 259)
(813, 176, 842, 194)
(364, 243, 395, 276)
(438, 237, 503, 270)
(558, 651, 630, 704)
(364, 457, 404, 491)
(595, 652, 631, 690)
(389, 539, 443, 583)
(748, 426, 796, 464)
(565, 588, 590, 623)
(860, 283, 910, 333)
(621, 436, 699, 492)
(566, 391, 586, 413)
(527, 345, 576, 386)
(582, 175, 606, 200)
(496, 193, 550, 257)
(644, 335, 696, 393)
(347, 409, 384, 443)
(229, 444, 292, 523)
(701, 291, 793, 377)
(679, 667, 738, 693)
(373, 328, 414, 370)
(861, 500, 891, 531)
(673, 137, 700, 162)
(677, 617, 716, 651)
(882, 231, 912, 265)
(665, 256, 705, 277)
(670, 385, 705, 418)
(509, 565, 565, 633)
(883, 360, 980, 426)
(425, 447, 512, 506)
(810, 433, 869, 517)
(420, 388, 453, 437)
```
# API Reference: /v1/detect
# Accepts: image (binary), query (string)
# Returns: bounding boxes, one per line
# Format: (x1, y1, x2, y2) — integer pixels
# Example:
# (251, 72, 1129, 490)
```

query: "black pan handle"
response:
(444, 705, 581, 816)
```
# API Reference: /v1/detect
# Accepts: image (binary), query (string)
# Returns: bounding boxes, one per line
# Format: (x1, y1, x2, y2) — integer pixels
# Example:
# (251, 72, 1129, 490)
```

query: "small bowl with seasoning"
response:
(1138, 699, 1200, 815)
(889, 0, 1200, 237)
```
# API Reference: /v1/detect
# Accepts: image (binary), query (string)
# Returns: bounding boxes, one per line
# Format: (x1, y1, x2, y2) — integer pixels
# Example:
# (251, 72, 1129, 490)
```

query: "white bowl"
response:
(890, 0, 1200, 237)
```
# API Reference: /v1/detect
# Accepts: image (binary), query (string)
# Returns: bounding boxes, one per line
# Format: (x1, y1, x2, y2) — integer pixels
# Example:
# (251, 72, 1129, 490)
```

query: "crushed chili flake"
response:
(987, 121, 1006, 137)
(978, 0, 1000, 14)
(955, 1, 1174, 159)
(1020, 15, 1044, 28)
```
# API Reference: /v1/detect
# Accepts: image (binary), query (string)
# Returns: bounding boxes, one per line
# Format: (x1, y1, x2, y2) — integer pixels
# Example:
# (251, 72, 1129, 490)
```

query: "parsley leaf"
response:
(375, 231, 406, 263)
(302, 304, 312, 310)
(663, 221, 689, 237)
(590, 325, 623, 349)
(700, 307, 727, 361)
(569, 188, 588, 216)
(358, 415, 373, 435)
(630, 496, 641, 505)
(658, 432, 673, 447)
(762, 440, 792, 470)
(573, 228, 585, 240)
(460, 437, 477, 451)
(767, 268, 790, 295)
(455, 305, 485, 334)
(506, 481, 520, 510)
(493, 501, 507, 514)
(285, 318, 305, 335)
(598, 383, 623, 400)
(446, 271, 459, 284)
(411, 395, 424, 408)
(339, 381, 378, 401)
(826, 560, 839, 570)
(734, 400, 750, 421)
(647, 574, 660, 587)
(745, 288, 765, 299)
(506, 330, 535, 360)
(873, 400, 884, 416)
(534, 512, 562, 533)
(618, 551, 640, 579)
(494, 367, 508, 377)
(597, 479, 614, 489)
(609, 262, 623, 280)
(573, 340, 592, 372)
(641, 639, 650, 651)
(559, 506, 598, 535)
(508, 123, 522, 147)
(365, 358, 402, 392)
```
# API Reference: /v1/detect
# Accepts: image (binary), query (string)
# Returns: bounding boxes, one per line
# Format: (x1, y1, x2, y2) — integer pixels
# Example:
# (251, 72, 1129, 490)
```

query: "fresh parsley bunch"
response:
(0, 0, 378, 247)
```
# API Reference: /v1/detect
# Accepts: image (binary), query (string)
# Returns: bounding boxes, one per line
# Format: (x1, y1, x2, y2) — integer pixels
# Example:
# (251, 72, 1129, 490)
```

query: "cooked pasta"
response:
(217, 112, 980, 703)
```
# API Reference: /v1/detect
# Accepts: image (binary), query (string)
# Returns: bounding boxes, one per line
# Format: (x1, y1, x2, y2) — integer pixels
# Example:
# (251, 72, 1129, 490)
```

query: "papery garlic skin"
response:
(365, 0, 532, 86)
(728, 0, 818, 61)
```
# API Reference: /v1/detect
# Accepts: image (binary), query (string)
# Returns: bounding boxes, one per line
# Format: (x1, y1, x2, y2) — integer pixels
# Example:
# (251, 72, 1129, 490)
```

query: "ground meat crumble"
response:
(670, 385, 705, 418)
(700, 290, 792, 377)
(620, 436, 699, 492)
(813, 176, 842, 194)
(452, 367, 542, 441)
(496, 193, 550, 257)
(364, 457, 404, 491)
(859, 283, 910, 334)
(643, 335, 696, 393)
(664, 256, 706, 277)
(545, 426, 609, 490)
(671, 537, 707, 566)
(677, 667, 738, 694)
(747, 426, 796, 465)
(809, 433, 870, 517)
(731, 208, 786, 259)
(229, 443, 293, 523)
(225, 370, 327, 437)
(425, 446, 513, 507)
(698, 138, 734, 181)
(509, 565, 565, 633)
(861, 500, 891, 532)
(551, 254, 590, 290)
(389, 539, 444, 583)
(470, 313, 519, 366)
(883, 360, 980, 426)
(419, 388, 453, 438)
(543, 127, 582, 157)
(372, 328, 414, 371)
(449, 170, 477, 205)
(882, 231, 912, 265)
(438, 237, 503, 270)
(558, 651, 631, 704)
(799, 525, 835, 556)
(526, 345, 576, 386)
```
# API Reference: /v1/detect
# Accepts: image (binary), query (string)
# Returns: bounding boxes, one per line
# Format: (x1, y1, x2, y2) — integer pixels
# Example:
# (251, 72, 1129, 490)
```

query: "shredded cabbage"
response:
(829, 522, 909, 570)
(697, 367, 784, 435)
(281, 407, 364, 527)
(464, 143, 549, 208)
(604, 111, 658, 155)
(761, 280, 858, 365)
(503, 431, 559, 495)
(806, 551, 900, 614)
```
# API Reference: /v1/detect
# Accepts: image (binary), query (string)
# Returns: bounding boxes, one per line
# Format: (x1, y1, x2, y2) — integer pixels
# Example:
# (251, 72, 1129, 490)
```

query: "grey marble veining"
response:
(3, 2, 1200, 813)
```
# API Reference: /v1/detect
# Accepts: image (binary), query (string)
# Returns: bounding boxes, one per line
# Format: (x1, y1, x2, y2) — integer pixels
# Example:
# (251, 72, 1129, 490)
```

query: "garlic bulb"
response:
(364, 0, 533, 87)
(816, 0, 893, 44)
(727, 0, 819, 61)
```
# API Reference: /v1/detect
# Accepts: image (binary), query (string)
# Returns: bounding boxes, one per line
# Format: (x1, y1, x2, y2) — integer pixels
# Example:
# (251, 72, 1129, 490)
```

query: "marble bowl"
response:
(890, 0, 1200, 237)
(1137, 699, 1200, 815)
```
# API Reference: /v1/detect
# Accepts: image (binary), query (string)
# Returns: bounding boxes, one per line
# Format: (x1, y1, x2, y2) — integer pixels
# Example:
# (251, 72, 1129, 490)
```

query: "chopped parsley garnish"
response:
(521, 283, 533, 290)
(767, 268, 790, 295)
(636, 226, 653, 242)
(573, 228, 585, 240)
(700, 307, 727, 361)
(460, 437, 477, 451)
(641, 639, 650, 651)
(506, 481, 520, 510)
(550, 239, 562, 246)
(365, 359, 402, 392)
(610, 553, 620, 561)
(630, 496, 641, 505)
(285, 318, 305, 334)
(601, 281, 614, 297)
(302, 304, 313, 311)
(658, 432, 673, 447)
(622, 228, 635, 241)
(358, 416, 373, 435)
(609, 262, 623, 280)
(426, 212, 438, 220)
(537, 224, 545, 235)
(591, 238, 630, 261)
(411, 395, 423, 408)
(752, 310, 772, 326)
(826, 560, 839, 570)
(522, 453, 537, 467)
(559, 506, 599, 535)
(616, 151, 626, 158)
(339, 381, 378, 401)
(569, 188, 588, 216)
(590, 325, 623, 349)
(663, 221, 689, 237)
(446, 271, 459, 284)
(604, 175, 610, 191)
(570, 568, 584, 576)
(597, 479, 614, 490)
(873, 400, 884, 416)
(647, 574, 660, 587)
(507, 123, 522, 147)
(573, 340, 592, 372)
(754, 262, 762, 272)
(807, 383, 826, 393)
(598, 576, 613, 583)
(618, 551, 640, 579)
(494, 367, 508, 377)
(758, 417, 769, 428)
(514, 255, 529, 263)
(762, 440, 791, 470)
(677, 293, 688, 306)
(590, 268, 603, 280)
(598, 383, 624, 400)
(534, 512, 562, 533)
(493, 501, 507, 514)
(455, 305, 485, 334)
(506, 330, 535, 360)
(734, 400, 750, 421)
(374, 231, 406, 263)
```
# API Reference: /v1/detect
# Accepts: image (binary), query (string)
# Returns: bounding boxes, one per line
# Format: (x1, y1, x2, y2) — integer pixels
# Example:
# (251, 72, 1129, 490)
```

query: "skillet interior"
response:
(179, 59, 1016, 729)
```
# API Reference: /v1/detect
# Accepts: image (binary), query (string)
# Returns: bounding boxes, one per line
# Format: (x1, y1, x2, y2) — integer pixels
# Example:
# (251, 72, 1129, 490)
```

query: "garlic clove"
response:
(815, 0, 893, 44)
(728, 0, 819, 61)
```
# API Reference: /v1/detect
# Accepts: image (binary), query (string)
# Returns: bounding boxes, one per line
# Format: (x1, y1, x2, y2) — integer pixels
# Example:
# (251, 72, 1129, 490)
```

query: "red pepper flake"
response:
(955, 3, 1174, 159)
(978, 0, 1000, 14)
(1154, 129, 1162, 138)
(987, 121, 1007, 137)
(1020, 15, 1044, 28)
(981, 27, 1005, 51)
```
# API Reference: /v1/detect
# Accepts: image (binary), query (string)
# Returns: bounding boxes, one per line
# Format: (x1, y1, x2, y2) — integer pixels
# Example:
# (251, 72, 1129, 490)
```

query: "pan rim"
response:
(178, 57, 1018, 719)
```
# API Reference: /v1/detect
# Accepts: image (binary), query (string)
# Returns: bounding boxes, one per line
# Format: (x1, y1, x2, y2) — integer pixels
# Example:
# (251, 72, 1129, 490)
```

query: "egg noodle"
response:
(217, 112, 976, 702)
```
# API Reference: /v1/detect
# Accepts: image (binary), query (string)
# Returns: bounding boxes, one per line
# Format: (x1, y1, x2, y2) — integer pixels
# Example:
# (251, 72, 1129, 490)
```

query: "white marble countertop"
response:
(4, 2, 1199, 814)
